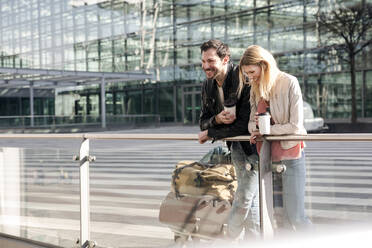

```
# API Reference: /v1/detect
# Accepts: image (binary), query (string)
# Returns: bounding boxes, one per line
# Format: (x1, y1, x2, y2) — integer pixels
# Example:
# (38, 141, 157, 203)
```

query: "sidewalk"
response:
(101, 124, 200, 134)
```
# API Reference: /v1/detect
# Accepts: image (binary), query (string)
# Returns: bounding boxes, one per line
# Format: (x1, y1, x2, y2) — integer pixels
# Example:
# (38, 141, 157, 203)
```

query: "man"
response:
(198, 39, 260, 239)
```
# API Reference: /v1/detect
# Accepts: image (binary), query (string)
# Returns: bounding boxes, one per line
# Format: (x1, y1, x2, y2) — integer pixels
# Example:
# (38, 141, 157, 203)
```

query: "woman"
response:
(240, 45, 311, 230)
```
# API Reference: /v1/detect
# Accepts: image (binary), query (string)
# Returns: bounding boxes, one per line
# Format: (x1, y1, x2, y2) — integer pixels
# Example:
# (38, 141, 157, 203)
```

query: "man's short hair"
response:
(200, 40, 230, 59)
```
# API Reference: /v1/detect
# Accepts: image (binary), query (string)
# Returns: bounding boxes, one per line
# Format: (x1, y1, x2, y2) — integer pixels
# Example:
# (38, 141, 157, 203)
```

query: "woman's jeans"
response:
(281, 152, 312, 230)
(227, 142, 260, 239)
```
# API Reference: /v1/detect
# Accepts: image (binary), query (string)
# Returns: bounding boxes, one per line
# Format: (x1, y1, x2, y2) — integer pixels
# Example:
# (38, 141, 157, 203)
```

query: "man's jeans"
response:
(281, 152, 312, 230)
(227, 142, 260, 239)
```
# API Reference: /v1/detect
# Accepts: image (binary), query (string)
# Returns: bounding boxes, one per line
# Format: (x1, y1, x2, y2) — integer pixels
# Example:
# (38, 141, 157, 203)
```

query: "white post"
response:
(79, 138, 91, 247)
(259, 138, 275, 238)
(100, 78, 106, 128)
(30, 82, 34, 127)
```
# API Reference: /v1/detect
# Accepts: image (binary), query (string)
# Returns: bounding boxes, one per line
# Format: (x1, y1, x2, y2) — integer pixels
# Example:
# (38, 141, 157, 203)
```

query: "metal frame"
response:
(181, 84, 202, 125)
(0, 68, 152, 86)
(78, 138, 91, 248)
(0, 67, 153, 128)
(0, 133, 371, 141)
(259, 139, 275, 237)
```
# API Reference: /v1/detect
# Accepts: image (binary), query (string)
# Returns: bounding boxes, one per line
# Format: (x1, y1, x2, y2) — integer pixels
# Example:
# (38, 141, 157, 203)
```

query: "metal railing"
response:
(0, 114, 160, 129)
(0, 132, 372, 247)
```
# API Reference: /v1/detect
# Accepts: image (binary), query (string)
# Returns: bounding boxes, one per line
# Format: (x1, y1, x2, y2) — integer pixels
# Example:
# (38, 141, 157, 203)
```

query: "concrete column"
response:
(29, 82, 34, 127)
(100, 78, 106, 128)
(173, 84, 177, 123)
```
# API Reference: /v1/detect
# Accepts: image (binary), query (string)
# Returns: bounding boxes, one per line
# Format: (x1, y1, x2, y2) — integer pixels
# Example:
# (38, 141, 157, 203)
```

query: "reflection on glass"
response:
(89, 139, 218, 247)
(273, 141, 372, 235)
(1, 0, 369, 121)
(0, 148, 21, 237)
(0, 147, 79, 247)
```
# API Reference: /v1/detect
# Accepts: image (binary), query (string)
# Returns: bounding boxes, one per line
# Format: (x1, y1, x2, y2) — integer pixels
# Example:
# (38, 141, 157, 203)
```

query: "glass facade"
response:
(0, 0, 371, 123)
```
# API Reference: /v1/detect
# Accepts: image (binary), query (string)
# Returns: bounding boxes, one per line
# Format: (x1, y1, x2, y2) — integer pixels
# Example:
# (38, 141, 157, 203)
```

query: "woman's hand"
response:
(250, 130, 261, 144)
(254, 112, 259, 128)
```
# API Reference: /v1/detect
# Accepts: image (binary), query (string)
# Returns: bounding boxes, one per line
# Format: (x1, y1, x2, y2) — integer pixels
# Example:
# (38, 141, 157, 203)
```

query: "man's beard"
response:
(204, 68, 219, 79)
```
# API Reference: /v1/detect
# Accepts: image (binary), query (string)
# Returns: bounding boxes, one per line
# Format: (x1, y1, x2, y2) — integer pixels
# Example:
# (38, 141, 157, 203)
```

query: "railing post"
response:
(74, 137, 96, 248)
(259, 138, 275, 238)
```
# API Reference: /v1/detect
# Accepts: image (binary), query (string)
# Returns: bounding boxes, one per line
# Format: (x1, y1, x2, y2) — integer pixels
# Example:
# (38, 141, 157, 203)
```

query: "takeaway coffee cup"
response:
(224, 98, 236, 118)
(224, 104, 236, 118)
(258, 112, 271, 135)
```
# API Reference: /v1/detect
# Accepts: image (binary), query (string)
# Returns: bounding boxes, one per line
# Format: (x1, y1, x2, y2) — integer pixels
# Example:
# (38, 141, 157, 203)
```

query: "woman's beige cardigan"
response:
(248, 72, 307, 150)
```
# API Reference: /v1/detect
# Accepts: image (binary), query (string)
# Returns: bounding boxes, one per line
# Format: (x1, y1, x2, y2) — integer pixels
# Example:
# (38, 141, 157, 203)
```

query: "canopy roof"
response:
(0, 67, 153, 128)
(0, 67, 153, 89)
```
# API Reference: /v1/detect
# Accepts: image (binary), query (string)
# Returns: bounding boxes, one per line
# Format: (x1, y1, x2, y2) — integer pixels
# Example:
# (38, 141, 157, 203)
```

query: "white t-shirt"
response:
(217, 85, 224, 105)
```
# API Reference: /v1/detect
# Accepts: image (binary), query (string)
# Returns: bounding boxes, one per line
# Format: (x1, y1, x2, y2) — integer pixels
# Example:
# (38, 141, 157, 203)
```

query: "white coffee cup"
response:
(224, 105, 236, 118)
(258, 113, 271, 135)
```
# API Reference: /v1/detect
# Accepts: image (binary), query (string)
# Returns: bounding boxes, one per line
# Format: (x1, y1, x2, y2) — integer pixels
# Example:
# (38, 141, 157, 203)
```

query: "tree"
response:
(318, 1, 372, 123)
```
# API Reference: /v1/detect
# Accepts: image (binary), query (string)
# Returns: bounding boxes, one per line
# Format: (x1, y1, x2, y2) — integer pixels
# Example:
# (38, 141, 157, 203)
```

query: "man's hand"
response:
(250, 130, 261, 144)
(198, 130, 210, 144)
(215, 110, 236, 125)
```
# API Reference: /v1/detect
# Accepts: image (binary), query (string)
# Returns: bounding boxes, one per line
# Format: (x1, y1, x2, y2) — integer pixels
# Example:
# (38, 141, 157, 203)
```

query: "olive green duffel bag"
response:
(171, 152, 237, 202)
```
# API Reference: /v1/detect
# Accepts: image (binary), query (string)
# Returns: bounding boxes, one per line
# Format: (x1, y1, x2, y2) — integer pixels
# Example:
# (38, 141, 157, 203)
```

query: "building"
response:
(0, 0, 371, 126)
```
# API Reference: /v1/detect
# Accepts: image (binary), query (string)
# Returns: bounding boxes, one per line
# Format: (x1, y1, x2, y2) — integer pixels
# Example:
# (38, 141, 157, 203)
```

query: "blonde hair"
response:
(239, 45, 280, 104)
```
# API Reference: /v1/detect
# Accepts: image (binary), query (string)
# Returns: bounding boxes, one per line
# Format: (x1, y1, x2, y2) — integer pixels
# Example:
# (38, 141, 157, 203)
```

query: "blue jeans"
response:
(281, 152, 312, 230)
(228, 142, 260, 239)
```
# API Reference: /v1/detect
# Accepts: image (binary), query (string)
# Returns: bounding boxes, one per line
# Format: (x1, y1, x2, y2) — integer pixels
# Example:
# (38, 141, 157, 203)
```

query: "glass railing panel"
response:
(89, 138, 219, 247)
(0, 142, 81, 247)
(1, 134, 371, 247)
(272, 141, 372, 234)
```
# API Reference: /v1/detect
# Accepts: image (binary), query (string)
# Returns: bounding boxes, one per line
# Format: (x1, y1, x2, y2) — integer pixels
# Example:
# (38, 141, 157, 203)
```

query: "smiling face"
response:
(201, 48, 228, 80)
(241, 65, 262, 84)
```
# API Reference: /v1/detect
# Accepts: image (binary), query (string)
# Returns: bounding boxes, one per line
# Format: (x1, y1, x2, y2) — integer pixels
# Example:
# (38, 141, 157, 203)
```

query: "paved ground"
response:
(0, 125, 372, 247)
